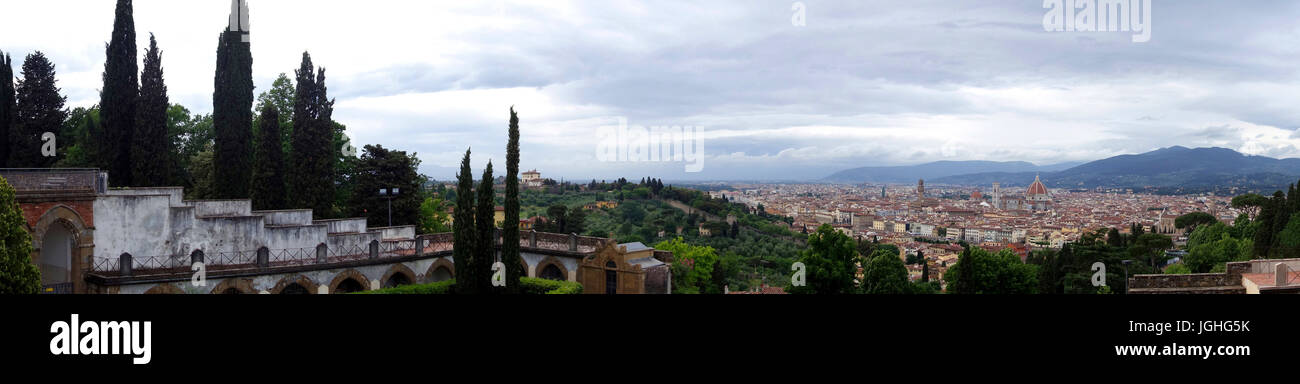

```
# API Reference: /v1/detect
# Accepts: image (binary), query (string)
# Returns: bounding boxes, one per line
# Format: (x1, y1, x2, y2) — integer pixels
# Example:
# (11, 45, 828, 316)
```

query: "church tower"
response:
(229, 0, 250, 42)
(992, 182, 1001, 210)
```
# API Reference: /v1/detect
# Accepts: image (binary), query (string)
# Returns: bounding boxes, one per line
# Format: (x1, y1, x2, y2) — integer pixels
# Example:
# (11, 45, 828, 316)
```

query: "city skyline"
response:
(4, 1, 1300, 182)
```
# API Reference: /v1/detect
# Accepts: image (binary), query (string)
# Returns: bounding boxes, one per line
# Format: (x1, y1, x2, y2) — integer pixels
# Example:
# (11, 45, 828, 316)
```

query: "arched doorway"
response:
(38, 222, 74, 291)
(384, 273, 411, 288)
(540, 264, 565, 281)
(430, 266, 453, 282)
(334, 278, 365, 294)
(605, 261, 617, 295)
(280, 283, 310, 295)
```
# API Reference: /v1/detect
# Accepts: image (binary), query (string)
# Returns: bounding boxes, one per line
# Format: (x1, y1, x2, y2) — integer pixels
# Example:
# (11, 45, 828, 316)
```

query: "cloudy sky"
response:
(3, 0, 1300, 181)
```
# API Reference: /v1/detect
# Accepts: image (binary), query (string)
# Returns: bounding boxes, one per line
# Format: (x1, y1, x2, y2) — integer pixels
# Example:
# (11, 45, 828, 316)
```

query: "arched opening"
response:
(540, 264, 565, 281)
(605, 260, 618, 295)
(430, 266, 453, 282)
(38, 222, 74, 289)
(384, 273, 412, 288)
(334, 278, 365, 294)
(280, 283, 310, 295)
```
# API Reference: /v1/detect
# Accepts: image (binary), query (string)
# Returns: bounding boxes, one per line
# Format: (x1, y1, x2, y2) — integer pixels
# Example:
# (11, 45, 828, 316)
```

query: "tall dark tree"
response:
(475, 161, 496, 294)
(132, 34, 169, 185)
(1254, 192, 1280, 258)
(0, 52, 14, 167)
(287, 53, 335, 217)
(11, 52, 66, 167)
(212, 25, 254, 198)
(250, 104, 285, 210)
(501, 108, 522, 293)
(101, 0, 138, 184)
(452, 149, 477, 293)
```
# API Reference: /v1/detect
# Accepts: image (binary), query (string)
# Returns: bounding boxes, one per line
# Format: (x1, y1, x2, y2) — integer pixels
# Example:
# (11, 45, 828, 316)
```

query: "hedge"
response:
(358, 278, 582, 295)
(356, 279, 456, 294)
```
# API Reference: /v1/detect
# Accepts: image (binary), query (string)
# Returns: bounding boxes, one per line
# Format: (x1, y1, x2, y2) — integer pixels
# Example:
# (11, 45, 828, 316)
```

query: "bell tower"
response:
(229, 0, 250, 42)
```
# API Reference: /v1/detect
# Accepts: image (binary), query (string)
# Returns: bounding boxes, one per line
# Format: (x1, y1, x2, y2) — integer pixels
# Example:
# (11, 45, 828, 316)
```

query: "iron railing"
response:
(87, 230, 610, 276)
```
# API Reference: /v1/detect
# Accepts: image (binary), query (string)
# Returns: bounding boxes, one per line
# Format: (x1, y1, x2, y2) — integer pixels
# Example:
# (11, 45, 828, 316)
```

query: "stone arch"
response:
(425, 258, 455, 283)
(381, 264, 417, 288)
(143, 283, 185, 295)
(209, 278, 256, 294)
(31, 206, 90, 289)
(534, 256, 570, 281)
(329, 269, 371, 294)
(30, 205, 88, 250)
(270, 275, 320, 294)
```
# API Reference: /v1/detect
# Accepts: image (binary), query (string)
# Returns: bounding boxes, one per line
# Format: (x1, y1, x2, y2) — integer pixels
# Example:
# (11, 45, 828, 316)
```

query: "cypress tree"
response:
(1254, 193, 1278, 258)
(251, 104, 285, 210)
(0, 175, 40, 294)
(101, 0, 138, 185)
(287, 53, 335, 217)
(11, 52, 66, 167)
(0, 52, 14, 167)
(921, 259, 930, 283)
(132, 34, 169, 186)
(212, 26, 254, 199)
(501, 108, 522, 293)
(475, 161, 496, 294)
(452, 149, 477, 294)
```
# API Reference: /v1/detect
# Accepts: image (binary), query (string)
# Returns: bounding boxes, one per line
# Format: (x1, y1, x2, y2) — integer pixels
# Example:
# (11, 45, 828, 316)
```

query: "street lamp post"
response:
(379, 188, 400, 227)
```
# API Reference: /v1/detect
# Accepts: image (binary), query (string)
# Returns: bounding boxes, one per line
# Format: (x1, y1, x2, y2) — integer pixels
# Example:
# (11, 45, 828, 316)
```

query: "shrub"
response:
(358, 278, 582, 294)
(520, 277, 584, 294)
(358, 279, 456, 294)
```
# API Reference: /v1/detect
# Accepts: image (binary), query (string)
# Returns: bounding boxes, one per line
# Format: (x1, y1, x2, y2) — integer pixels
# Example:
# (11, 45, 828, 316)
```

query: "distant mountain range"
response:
(823, 160, 1082, 183)
(826, 147, 1300, 193)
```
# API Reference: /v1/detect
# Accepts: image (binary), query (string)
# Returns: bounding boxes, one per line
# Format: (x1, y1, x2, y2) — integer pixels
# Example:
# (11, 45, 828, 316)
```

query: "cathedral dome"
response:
(1026, 175, 1049, 196)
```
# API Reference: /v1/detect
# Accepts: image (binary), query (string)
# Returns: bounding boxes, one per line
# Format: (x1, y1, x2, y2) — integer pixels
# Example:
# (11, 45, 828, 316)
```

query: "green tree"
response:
(132, 34, 169, 186)
(187, 149, 215, 199)
(452, 149, 477, 294)
(349, 145, 421, 227)
(1185, 233, 1247, 273)
(789, 224, 857, 294)
(212, 26, 254, 198)
(474, 161, 496, 294)
(254, 73, 294, 156)
(0, 176, 40, 294)
(1174, 212, 1217, 233)
(250, 104, 286, 210)
(418, 197, 451, 234)
(862, 249, 909, 294)
(1253, 192, 1282, 258)
(945, 247, 1038, 294)
(501, 108, 522, 293)
(1130, 233, 1173, 269)
(101, 0, 138, 185)
(1164, 263, 1191, 275)
(287, 53, 336, 217)
(0, 51, 14, 167)
(11, 52, 65, 167)
(655, 237, 718, 294)
(1187, 222, 1230, 250)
